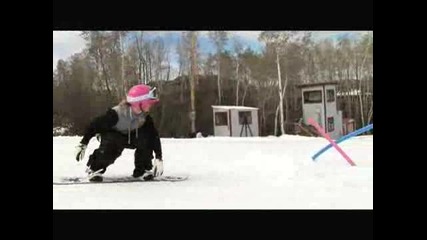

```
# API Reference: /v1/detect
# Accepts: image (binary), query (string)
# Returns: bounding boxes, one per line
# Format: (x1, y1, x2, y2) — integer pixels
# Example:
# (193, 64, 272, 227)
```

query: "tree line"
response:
(53, 31, 373, 137)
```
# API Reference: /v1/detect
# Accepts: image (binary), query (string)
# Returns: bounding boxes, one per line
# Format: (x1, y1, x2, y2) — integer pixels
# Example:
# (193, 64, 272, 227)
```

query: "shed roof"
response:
(212, 105, 259, 110)
(296, 81, 339, 88)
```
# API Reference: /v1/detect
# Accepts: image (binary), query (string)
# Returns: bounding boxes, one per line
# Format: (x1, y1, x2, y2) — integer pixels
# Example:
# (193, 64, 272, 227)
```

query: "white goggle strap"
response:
(127, 87, 157, 103)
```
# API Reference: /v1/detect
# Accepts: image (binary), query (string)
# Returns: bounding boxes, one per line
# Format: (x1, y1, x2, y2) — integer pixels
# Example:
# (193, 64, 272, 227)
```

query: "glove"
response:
(96, 134, 101, 142)
(153, 159, 163, 177)
(75, 143, 87, 162)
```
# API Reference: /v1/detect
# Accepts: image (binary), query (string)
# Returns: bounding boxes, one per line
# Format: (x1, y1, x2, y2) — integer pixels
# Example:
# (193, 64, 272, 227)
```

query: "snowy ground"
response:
(53, 135, 373, 209)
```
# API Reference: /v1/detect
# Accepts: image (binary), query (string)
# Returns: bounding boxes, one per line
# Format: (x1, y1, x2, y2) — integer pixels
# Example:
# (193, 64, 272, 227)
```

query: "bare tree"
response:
(189, 31, 199, 134)
(158, 47, 172, 133)
(177, 32, 191, 103)
(143, 41, 153, 82)
(81, 31, 114, 103)
(337, 37, 354, 119)
(300, 32, 314, 83)
(134, 31, 146, 84)
(166, 51, 171, 81)
(152, 37, 166, 81)
(208, 31, 228, 104)
(259, 31, 298, 135)
(118, 31, 128, 97)
(357, 33, 373, 127)
(233, 37, 244, 106)
(241, 71, 249, 106)
(202, 53, 216, 76)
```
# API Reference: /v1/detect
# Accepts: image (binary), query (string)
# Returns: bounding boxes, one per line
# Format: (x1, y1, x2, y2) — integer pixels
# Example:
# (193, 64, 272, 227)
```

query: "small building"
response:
(297, 81, 343, 139)
(212, 105, 259, 137)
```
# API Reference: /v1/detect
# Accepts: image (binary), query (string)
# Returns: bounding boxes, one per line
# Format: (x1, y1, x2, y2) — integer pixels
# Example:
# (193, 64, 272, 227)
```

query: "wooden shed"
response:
(297, 81, 343, 139)
(212, 105, 259, 137)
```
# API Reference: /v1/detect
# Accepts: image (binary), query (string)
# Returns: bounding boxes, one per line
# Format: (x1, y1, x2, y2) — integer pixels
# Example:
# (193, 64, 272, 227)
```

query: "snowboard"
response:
(53, 175, 188, 185)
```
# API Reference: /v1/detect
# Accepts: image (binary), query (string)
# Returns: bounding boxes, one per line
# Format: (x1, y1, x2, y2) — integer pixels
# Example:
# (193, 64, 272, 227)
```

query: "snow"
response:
(53, 127, 69, 135)
(53, 135, 373, 209)
(212, 105, 258, 110)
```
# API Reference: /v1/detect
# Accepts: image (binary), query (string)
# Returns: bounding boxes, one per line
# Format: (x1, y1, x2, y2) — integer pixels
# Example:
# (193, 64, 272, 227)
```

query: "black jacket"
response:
(80, 108, 162, 159)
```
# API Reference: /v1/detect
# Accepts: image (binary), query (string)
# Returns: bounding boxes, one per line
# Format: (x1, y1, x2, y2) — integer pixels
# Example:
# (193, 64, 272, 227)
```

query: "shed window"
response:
(215, 112, 228, 126)
(327, 89, 335, 102)
(303, 90, 322, 104)
(327, 117, 334, 132)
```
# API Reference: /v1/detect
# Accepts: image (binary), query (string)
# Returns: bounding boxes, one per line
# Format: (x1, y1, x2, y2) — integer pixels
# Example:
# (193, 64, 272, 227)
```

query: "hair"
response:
(119, 99, 131, 107)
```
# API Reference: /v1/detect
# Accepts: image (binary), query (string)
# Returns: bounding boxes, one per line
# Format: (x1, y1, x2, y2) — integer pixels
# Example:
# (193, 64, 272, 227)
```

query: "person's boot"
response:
(142, 171, 154, 181)
(133, 169, 154, 181)
(86, 167, 104, 182)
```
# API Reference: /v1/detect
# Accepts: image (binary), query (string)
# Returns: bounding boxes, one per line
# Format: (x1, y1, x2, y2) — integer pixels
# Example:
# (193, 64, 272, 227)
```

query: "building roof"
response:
(296, 81, 339, 88)
(212, 105, 259, 110)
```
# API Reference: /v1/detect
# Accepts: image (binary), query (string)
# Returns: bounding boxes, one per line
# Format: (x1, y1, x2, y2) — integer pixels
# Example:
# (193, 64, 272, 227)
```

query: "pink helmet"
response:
(127, 84, 159, 112)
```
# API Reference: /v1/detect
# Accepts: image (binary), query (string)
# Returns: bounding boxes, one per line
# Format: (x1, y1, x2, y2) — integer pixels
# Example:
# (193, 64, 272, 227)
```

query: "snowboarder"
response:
(74, 84, 164, 182)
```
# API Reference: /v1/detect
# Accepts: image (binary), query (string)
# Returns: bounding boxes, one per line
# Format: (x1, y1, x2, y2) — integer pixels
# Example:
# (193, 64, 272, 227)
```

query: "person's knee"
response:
(105, 147, 122, 161)
(92, 144, 122, 164)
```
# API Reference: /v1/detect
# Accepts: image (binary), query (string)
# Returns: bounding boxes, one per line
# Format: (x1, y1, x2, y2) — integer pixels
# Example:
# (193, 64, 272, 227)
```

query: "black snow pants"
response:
(86, 129, 154, 176)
